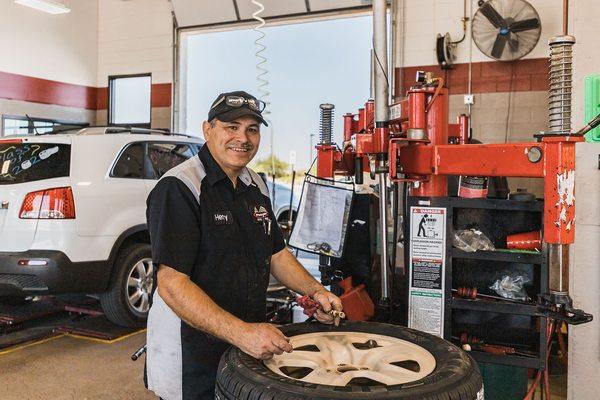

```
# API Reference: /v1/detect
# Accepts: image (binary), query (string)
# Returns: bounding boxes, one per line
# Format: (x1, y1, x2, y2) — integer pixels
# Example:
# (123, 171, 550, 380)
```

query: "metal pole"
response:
(390, 0, 404, 101)
(373, 0, 390, 302)
(373, 0, 390, 123)
(370, 50, 375, 100)
(379, 173, 389, 299)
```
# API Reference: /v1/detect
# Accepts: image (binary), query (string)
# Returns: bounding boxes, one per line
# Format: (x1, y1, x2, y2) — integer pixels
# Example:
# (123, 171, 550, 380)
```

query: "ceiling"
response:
(171, 0, 374, 29)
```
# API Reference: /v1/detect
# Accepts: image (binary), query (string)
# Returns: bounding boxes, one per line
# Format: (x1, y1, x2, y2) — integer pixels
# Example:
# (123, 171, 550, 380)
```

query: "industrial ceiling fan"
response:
(472, 0, 542, 61)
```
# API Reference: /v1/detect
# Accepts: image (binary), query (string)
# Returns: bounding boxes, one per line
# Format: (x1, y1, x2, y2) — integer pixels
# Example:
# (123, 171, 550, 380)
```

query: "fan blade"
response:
(480, 2, 507, 29)
(508, 38, 520, 53)
(491, 33, 508, 59)
(510, 18, 540, 32)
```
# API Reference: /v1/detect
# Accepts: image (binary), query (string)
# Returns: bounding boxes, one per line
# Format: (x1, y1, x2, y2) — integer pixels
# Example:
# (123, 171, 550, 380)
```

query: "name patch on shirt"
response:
(213, 211, 233, 225)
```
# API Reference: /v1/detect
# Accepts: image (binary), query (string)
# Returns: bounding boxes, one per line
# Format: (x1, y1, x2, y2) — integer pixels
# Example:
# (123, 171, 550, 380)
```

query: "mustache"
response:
(226, 142, 255, 151)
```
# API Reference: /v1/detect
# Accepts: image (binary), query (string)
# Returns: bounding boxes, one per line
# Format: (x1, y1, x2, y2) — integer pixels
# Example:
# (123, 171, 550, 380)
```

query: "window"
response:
(1, 115, 86, 137)
(112, 143, 147, 179)
(109, 74, 152, 127)
(111, 142, 199, 180)
(0, 143, 71, 185)
(147, 142, 198, 179)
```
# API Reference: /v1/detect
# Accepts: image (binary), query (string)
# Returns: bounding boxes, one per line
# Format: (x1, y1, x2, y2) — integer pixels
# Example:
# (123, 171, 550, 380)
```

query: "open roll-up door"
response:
(171, 0, 374, 29)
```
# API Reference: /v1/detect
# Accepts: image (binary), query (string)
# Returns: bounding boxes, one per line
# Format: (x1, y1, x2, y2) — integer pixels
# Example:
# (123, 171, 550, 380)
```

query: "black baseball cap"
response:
(208, 91, 268, 127)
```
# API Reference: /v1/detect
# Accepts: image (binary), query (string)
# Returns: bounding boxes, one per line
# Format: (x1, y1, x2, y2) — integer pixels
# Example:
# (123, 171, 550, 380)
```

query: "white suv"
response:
(0, 127, 203, 327)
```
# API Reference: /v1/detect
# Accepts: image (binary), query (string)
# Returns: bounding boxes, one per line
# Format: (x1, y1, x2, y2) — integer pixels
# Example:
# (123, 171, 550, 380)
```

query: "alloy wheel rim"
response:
(126, 258, 154, 313)
(263, 331, 436, 386)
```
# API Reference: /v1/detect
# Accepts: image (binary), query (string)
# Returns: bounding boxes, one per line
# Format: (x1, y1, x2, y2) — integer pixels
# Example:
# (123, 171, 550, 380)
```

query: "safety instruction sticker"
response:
(408, 207, 446, 337)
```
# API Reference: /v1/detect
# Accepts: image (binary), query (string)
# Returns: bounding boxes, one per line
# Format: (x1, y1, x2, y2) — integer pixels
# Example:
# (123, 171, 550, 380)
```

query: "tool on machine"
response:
(452, 286, 532, 304)
(296, 295, 345, 327)
(462, 341, 535, 358)
(454, 333, 537, 358)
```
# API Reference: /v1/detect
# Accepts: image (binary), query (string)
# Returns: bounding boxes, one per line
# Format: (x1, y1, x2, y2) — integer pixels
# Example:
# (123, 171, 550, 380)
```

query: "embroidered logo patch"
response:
(251, 205, 269, 223)
(213, 211, 233, 225)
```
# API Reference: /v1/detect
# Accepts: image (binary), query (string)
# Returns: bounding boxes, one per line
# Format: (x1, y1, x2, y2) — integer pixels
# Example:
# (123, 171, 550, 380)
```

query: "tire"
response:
(0, 296, 30, 306)
(100, 243, 153, 328)
(216, 322, 483, 400)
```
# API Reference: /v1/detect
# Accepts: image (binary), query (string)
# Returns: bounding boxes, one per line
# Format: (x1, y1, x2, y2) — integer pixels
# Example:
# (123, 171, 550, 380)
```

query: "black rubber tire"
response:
(216, 321, 483, 400)
(99, 243, 151, 328)
(0, 296, 30, 306)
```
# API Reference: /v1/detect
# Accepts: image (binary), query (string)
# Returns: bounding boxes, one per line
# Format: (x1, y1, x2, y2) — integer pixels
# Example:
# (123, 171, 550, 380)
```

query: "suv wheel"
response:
(100, 243, 153, 328)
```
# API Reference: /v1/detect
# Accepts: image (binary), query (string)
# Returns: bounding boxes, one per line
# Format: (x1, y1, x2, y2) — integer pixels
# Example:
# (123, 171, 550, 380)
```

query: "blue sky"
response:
(184, 14, 372, 170)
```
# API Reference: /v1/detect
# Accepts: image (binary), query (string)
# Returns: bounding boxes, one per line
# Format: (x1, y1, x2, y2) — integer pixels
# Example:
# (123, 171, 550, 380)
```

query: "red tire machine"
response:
(315, 0, 592, 327)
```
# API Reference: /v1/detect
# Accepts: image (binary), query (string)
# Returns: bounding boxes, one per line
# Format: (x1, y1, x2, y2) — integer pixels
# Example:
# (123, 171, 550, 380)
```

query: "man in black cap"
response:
(145, 91, 343, 400)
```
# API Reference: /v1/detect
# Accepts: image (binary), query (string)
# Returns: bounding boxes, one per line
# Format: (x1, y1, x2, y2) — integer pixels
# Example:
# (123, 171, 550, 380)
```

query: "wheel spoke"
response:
(129, 290, 142, 305)
(314, 336, 352, 365)
(374, 363, 423, 383)
(275, 351, 324, 369)
(357, 344, 422, 367)
(358, 370, 413, 386)
(302, 368, 333, 385)
(128, 277, 141, 288)
(135, 262, 146, 279)
(139, 292, 149, 312)
(146, 260, 154, 277)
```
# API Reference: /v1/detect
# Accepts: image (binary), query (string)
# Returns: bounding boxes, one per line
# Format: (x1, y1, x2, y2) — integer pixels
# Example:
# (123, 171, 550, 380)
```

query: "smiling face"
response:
(202, 116, 261, 178)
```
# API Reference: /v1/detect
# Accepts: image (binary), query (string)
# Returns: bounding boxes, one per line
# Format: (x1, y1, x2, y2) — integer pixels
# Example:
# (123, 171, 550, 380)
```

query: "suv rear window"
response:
(0, 142, 70, 185)
(147, 142, 197, 178)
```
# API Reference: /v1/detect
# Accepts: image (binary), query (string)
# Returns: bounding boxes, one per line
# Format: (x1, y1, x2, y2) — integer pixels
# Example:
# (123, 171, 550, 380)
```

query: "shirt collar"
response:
(198, 145, 253, 188)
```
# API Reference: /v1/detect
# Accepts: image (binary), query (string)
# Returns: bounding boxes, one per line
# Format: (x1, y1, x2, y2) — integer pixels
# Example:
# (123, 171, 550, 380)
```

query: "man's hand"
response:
(312, 289, 343, 324)
(236, 323, 293, 360)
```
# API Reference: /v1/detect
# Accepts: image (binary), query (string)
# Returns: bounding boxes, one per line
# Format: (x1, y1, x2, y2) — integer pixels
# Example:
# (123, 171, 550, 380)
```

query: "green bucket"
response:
(584, 74, 600, 142)
(479, 363, 528, 400)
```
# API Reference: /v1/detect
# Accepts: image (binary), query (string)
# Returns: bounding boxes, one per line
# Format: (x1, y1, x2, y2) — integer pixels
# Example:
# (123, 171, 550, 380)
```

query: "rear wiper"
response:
(0, 175, 15, 182)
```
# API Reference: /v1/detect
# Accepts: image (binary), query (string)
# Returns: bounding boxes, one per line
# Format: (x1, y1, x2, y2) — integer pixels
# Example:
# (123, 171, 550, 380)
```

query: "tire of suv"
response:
(100, 243, 153, 328)
(216, 322, 483, 400)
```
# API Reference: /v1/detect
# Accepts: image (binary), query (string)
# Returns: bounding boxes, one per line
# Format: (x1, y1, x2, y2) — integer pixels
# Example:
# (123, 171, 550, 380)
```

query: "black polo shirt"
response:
(145, 145, 285, 400)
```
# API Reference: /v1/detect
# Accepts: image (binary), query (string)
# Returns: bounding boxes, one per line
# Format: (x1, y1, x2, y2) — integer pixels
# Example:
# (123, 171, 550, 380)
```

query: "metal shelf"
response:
(452, 248, 543, 264)
(468, 350, 543, 369)
(450, 298, 541, 316)
(446, 197, 544, 212)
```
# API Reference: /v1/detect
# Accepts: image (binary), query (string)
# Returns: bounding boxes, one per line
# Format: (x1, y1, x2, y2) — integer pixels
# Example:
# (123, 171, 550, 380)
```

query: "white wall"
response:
(0, 0, 98, 86)
(400, 0, 562, 67)
(97, 0, 173, 86)
(568, 1, 600, 399)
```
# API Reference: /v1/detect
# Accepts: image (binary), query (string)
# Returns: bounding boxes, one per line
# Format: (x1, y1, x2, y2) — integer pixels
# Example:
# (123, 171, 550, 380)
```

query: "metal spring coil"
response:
(319, 104, 334, 145)
(548, 40, 574, 134)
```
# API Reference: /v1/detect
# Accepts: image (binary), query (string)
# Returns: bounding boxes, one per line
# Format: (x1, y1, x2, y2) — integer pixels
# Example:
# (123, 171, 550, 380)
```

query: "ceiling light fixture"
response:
(14, 0, 71, 14)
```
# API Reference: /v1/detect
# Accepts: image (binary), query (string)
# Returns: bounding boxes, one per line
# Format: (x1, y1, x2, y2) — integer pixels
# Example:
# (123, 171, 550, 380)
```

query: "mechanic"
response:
(144, 91, 343, 400)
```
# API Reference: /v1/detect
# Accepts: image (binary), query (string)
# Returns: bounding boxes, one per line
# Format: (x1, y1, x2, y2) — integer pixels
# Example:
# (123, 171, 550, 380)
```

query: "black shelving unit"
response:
(405, 196, 549, 370)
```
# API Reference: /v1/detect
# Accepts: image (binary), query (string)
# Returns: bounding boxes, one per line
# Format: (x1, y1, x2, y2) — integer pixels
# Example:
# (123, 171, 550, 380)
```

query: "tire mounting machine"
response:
(315, 0, 593, 327)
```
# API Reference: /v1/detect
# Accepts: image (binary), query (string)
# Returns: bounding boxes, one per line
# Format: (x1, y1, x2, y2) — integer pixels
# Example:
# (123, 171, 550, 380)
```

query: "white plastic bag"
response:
(489, 274, 531, 301)
(453, 229, 495, 252)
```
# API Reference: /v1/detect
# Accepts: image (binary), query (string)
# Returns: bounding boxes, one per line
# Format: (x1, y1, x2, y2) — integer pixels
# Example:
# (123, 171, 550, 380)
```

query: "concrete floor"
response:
(0, 331, 155, 400)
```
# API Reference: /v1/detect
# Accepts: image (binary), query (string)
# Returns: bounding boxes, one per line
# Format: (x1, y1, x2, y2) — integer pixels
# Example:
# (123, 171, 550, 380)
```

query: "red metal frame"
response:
(316, 74, 581, 245)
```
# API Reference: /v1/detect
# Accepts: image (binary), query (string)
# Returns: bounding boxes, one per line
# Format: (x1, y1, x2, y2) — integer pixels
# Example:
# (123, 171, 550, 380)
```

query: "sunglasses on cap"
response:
(210, 95, 267, 113)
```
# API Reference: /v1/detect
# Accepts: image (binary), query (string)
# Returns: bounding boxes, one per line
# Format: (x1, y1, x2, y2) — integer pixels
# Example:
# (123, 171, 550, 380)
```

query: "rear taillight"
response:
(20, 187, 75, 219)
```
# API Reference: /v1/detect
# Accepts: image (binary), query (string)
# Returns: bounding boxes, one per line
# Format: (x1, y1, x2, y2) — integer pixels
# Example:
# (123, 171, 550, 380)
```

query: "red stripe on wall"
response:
(0, 71, 99, 110)
(96, 87, 108, 110)
(0, 71, 172, 110)
(151, 83, 172, 108)
(395, 58, 549, 97)
(95, 83, 172, 110)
